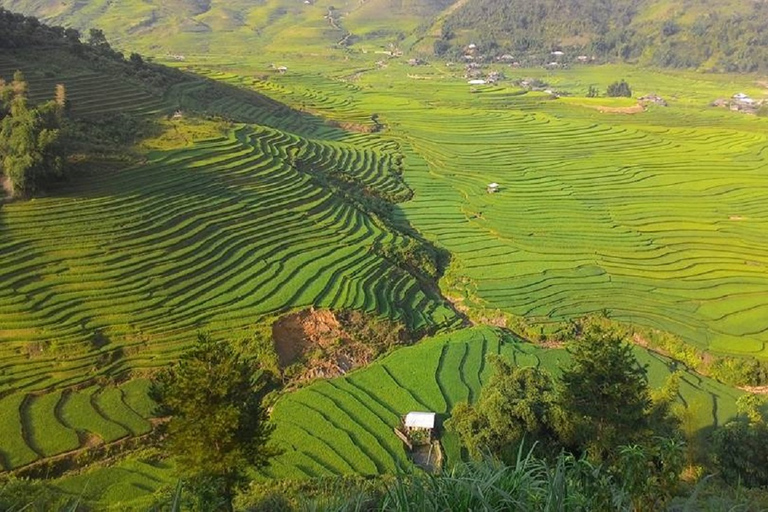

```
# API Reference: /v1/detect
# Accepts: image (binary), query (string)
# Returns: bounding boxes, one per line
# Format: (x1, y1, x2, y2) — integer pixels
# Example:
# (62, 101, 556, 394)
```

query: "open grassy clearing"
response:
(266, 325, 743, 479)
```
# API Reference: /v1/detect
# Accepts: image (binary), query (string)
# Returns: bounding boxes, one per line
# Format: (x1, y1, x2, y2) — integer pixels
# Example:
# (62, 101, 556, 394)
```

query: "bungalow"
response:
(487, 182, 499, 193)
(468, 79, 487, 85)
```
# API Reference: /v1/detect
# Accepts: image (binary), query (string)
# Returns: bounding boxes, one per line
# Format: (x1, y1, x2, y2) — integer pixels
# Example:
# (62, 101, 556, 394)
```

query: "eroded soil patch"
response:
(272, 308, 410, 382)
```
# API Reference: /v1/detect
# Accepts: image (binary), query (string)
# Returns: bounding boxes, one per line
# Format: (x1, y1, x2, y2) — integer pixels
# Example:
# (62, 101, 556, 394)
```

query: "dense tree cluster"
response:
(437, 0, 768, 71)
(0, 8, 81, 48)
(150, 333, 276, 511)
(606, 79, 632, 97)
(0, 72, 66, 197)
(449, 327, 684, 507)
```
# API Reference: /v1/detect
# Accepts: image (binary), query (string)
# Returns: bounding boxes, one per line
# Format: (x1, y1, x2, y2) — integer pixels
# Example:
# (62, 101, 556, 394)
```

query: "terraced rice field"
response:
(267, 325, 743, 479)
(0, 379, 154, 470)
(390, 89, 768, 357)
(0, 116, 456, 467)
(0, 51, 169, 118)
(188, 63, 768, 358)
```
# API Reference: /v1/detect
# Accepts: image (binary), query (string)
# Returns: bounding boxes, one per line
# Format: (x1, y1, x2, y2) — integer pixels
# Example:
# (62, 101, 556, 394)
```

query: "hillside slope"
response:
(433, 0, 768, 71)
(0, 0, 452, 55)
(3, 0, 768, 70)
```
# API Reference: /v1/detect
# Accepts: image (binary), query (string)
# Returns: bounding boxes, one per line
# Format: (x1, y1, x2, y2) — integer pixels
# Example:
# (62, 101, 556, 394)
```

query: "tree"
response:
(606, 79, 632, 97)
(710, 394, 768, 487)
(586, 85, 599, 98)
(557, 326, 656, 461)
(87, 28, 110, 50)
(448, 355, 561, 462)
(150, 333, 276, 511)
(0, 73, 66, 197)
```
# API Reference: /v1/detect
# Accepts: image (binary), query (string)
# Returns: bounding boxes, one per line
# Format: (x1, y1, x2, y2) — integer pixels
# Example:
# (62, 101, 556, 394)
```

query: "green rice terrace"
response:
(182, 59, 768, 357)
(2, 8, 768, 507)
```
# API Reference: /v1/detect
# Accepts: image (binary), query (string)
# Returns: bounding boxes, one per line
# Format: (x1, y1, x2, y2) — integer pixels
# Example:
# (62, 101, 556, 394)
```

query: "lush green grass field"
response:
(46, 324, 745, 508)
(0, 50, 460, 469)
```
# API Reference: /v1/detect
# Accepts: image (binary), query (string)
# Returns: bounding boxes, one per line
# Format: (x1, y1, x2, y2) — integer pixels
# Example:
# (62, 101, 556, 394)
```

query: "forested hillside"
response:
(5, 0, 768, 71)
(437, 0, 768, 71)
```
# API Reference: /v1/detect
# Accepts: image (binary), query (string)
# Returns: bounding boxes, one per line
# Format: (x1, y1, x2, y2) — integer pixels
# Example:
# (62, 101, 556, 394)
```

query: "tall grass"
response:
(242, 447, 651, 511)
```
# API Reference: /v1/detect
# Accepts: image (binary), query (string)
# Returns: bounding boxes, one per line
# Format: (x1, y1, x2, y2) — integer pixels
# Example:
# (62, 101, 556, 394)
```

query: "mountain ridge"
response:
(3, 0, 768, 71)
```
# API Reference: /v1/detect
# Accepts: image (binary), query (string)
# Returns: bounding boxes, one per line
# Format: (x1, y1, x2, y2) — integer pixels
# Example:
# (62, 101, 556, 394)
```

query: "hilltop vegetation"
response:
(435, 0, 768, 71)
(5, 0, 768, 71)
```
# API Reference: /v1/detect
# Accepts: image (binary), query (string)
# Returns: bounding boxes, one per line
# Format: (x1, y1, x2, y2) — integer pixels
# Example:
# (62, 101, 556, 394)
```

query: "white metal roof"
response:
(488, 182, 499, 188)
(468, 79, 486, 85)
(404, 412, 436, 429)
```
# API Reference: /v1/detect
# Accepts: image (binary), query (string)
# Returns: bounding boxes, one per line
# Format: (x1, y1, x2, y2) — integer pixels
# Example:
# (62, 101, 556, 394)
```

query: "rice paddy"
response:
(266, 326, 744, 479)
(1, 38, 766, 490)
(0, 53, 460, 469)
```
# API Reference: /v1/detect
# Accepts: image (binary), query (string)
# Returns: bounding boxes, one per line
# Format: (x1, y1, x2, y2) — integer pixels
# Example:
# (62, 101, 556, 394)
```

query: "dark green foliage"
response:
(448, 356, 560, 461)
(710, 395, 768, 488)
(586, 85, 599, 98)
(606, 79, 632, 97)
(150, 333, 277, 511)
(452, 326, 680, 470)
(373, 236, 441, 279)
(0, 73, 66, 197)
(557, 327, 673, 461)
(440, 0, 768, 71)
(238, 451, 696, 511)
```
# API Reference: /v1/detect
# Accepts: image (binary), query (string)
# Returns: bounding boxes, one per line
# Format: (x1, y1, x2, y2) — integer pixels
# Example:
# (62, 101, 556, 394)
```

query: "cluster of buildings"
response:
(711, 93, 764, 114)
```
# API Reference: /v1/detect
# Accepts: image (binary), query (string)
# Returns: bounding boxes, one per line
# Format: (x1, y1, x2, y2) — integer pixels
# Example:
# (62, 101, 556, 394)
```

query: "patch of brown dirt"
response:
(596, 103, 646, 114)
(741, 385, 768, 394)
(730, 215, 745, 220)
(272, 308, 410, 383)
(536, 339, 566, 349)
(272, 308, 343, 367)
(1, 175, 13, 200)
(326, 119, 376, 133)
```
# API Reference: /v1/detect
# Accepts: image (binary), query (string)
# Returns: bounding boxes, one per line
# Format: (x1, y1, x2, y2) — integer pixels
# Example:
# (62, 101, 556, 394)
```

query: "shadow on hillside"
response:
(168, 68, 366, 143)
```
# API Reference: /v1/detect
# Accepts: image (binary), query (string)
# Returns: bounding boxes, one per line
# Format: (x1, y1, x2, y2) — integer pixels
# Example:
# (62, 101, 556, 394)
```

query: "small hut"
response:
(398, 411, 437, 445)
(487, 182, 499, 193)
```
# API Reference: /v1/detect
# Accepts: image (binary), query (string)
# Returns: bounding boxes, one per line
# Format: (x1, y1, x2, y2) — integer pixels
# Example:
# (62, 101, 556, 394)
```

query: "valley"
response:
(1, 3, 768, 509)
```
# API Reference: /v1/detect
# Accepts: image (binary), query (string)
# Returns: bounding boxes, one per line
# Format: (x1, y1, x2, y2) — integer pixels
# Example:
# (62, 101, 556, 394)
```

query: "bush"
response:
(606, 79, 632, 97)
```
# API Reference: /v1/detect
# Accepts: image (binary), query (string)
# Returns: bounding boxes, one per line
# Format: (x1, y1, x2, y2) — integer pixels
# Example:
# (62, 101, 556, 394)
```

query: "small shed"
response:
(404, 412, 436, 431)
(468, 79, 486, 85)
(487, 182, 499, 193)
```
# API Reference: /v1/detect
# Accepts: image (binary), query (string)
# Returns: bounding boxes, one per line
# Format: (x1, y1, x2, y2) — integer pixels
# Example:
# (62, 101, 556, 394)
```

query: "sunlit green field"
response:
(0, 51, 459, 469)
(198, 57, 768, 357)
(266, 326, 743, 480)
(3, 35, 768, 499)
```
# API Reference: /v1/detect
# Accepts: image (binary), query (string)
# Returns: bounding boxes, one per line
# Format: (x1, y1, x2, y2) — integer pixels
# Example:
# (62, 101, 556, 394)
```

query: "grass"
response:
(167, 58, 768, 360)
(59, 386, 131, 443)
(0, 49, 460, 469)
(2, 25, 767, 506)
